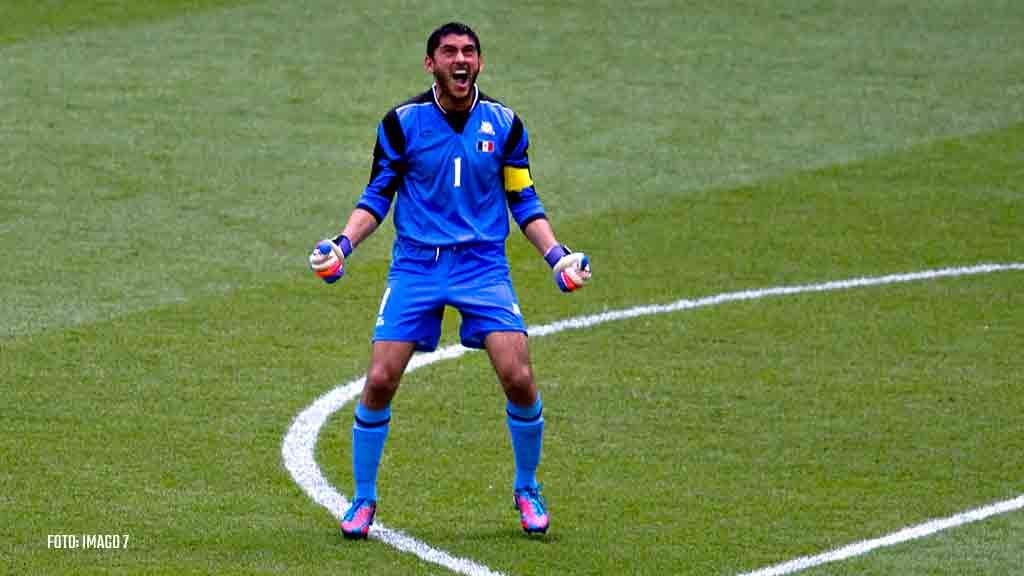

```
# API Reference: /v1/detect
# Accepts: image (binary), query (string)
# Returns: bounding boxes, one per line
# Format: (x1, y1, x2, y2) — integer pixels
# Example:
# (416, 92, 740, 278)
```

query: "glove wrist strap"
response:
(333, 234, 354, 257)
(544, 244, 569, 269)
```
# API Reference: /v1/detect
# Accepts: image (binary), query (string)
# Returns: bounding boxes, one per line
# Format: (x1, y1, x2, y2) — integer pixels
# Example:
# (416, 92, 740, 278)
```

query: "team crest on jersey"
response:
(477, 140, 495, 153)
(479, 121, 495, 135)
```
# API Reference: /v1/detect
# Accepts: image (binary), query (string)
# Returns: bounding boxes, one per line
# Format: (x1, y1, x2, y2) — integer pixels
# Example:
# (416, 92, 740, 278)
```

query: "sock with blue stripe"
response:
(506, 396, 544, 491)
(352, 403, 391, 502)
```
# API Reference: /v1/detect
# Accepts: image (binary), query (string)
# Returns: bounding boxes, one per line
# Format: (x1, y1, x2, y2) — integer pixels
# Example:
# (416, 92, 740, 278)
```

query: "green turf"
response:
(3, 1, 1023, 574)
(6, 124, 1021, 574)
(0, 0, 254, 45)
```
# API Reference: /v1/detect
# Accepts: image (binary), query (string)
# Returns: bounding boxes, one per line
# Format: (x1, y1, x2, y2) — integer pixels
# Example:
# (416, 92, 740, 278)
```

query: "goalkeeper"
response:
(309, 21, 590, 539)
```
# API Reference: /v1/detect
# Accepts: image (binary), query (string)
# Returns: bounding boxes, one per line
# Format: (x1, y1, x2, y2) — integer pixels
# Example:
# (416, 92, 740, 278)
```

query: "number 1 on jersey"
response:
(453, 156, 462, 188)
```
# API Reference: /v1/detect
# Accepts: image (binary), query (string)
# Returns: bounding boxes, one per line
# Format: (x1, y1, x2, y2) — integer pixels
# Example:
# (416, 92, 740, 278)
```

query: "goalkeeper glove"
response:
(544, 244, 591, 292)
(309, 235, 353, 284)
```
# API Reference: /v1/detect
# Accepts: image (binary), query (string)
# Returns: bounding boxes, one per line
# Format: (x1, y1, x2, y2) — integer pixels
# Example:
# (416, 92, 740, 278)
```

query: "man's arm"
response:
(502, 113, 589, 291)
(336, 207, 381, 251)
(521, 217, 559, 258)
(311, 108, 401, 283)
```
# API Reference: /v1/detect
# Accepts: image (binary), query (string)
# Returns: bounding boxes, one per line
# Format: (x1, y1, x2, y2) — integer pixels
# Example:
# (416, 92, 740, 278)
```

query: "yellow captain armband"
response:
(503, 166, 534, 192)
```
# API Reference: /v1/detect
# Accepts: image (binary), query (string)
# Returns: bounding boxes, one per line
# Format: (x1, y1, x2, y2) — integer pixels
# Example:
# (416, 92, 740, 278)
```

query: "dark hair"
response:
(426, 22, 481, 57)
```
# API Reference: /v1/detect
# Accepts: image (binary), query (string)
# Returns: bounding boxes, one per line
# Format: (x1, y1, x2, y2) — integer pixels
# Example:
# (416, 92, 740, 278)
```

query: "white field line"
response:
(281, 262, 1024, 576)
(739, 494, 1024, 576)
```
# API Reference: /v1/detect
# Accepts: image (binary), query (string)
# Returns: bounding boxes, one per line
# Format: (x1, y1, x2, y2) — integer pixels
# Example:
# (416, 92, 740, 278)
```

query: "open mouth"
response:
(452, 68, 470, 88)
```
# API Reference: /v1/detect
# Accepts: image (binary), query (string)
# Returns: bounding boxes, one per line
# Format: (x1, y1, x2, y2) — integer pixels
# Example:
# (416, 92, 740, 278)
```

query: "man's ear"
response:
(423, 54, 434, 73)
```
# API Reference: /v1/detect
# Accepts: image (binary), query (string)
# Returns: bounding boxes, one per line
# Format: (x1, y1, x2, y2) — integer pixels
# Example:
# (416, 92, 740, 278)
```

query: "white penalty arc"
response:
(281, 262, 1024, 576)
(738, 494, 1024, 576)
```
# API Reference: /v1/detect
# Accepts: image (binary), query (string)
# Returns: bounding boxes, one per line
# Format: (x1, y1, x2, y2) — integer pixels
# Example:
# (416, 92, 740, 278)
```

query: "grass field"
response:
(3, 1, 1023, 574)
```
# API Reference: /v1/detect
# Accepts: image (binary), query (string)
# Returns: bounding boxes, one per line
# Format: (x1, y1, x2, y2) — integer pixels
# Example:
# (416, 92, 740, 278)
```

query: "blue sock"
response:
(506, 396, 544, 491)
(352, 403, 390, 502)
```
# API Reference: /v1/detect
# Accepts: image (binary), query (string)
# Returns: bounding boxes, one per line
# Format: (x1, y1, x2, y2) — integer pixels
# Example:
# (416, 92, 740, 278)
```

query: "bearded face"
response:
(425, 34, 483, 111)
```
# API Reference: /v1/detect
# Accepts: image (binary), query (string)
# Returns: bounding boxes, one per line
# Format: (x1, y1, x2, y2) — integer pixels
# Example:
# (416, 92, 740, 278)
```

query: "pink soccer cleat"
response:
(341, 499, 377, 540)
(513, 487, 549, 534)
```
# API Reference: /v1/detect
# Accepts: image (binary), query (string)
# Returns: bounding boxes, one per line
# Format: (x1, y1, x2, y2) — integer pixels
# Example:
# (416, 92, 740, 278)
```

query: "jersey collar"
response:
(431, 82, 479, 115)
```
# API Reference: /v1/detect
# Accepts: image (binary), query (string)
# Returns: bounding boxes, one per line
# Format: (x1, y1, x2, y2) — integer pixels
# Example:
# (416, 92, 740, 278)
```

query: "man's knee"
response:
(364, 341, 416, 399)
(367, 363, 400, 387)
(498, 362, 534, 393)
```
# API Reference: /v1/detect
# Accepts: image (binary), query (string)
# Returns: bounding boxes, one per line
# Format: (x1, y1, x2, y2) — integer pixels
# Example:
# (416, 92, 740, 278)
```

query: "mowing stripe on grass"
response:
(282, 262, 1024, 576)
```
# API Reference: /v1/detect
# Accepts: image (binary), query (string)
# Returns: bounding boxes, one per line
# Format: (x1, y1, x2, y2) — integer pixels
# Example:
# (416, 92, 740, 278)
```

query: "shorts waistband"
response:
(396, 239, 504, 260)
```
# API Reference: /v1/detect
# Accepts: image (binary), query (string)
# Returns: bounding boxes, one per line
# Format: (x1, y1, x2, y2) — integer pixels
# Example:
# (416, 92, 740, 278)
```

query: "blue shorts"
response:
(373, 240, 527, 352)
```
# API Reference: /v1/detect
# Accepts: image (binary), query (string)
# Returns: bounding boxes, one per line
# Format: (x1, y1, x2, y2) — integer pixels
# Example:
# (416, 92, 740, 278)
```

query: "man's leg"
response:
(342, 340, 416, 539)
(485, 331, 549, 533)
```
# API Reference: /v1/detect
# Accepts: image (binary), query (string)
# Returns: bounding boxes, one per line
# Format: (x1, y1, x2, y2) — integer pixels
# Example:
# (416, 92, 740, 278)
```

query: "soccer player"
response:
(309, 21, 591, 539)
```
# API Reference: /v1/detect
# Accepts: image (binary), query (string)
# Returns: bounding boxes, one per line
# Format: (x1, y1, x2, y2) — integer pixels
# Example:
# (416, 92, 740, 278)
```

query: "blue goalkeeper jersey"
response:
(355, 85, 546, 246)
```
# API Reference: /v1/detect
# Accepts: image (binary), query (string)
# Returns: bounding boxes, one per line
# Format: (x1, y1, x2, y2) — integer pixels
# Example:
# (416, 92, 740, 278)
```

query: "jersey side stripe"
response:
(503, 114, 525, 157)
(381, 109, 406, 157)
